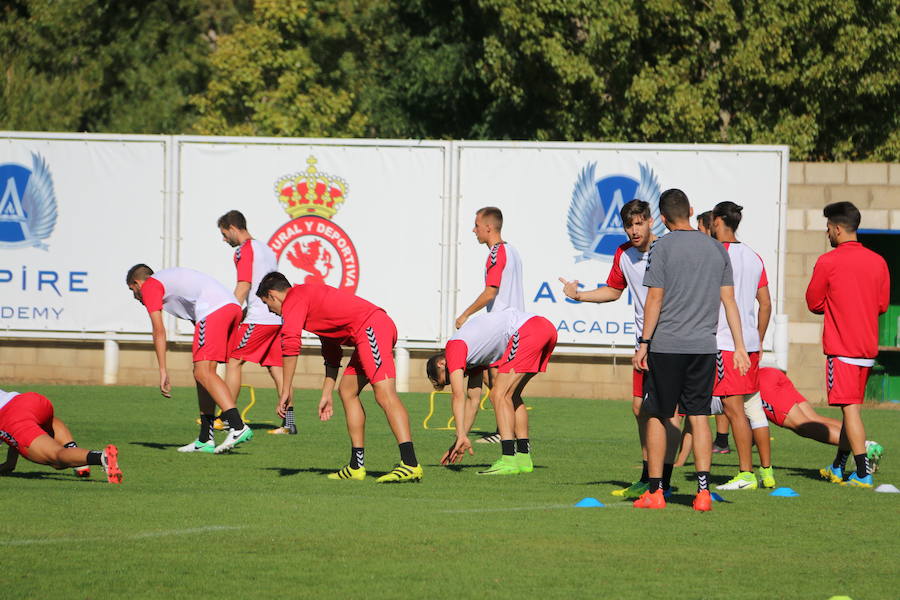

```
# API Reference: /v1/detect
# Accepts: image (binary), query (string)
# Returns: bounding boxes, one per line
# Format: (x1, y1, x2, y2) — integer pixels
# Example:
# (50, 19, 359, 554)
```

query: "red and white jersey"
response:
(445, 309, 534, 372)
(716, 242, 768, 352)
(280, 283, 382, 356)
(234, 239, 281, 326)
(606, 241, 651, 343)
(140, 267, 238, 323)
(485, 242, 524, 312)
(0, 389, 18, 411)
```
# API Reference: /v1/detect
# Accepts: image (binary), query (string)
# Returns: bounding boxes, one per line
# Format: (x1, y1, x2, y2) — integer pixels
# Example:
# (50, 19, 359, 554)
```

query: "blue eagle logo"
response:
(566, 162, 665, 262)
(0, 153, 58, 250)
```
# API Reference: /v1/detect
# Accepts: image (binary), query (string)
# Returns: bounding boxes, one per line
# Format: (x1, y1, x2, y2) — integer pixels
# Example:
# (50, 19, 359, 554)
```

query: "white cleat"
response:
(214, 426, 254, 454)
(177, 440, 215, 454)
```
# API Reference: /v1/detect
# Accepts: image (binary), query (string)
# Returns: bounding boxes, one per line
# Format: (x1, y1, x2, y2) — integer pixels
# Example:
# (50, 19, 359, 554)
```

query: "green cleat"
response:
(612, 480, 650, 499)
(758, 466, 776, 489)
(177, 440, 215, 454)
(865, 440, 883, 474)
(477, 456, 521, 476)
(516, 452, 534, 473)
(375, 462, 423, 483)
(327, 464, 366, 480)
(715, 471, 758, 490)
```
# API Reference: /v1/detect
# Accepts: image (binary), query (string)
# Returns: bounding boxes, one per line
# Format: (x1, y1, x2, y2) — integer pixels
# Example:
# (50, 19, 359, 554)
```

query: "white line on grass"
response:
(0, 525, 244, 546)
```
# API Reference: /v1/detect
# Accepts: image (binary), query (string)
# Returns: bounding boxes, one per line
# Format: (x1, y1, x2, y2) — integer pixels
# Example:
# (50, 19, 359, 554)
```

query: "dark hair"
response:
(476, 206, 503, 229)
(658, 189, 690, 221)
(712, 201, 743, 232)
(256, 271, 292, 298)
(696, 210, 713, 231)
(425, 352, 447, 389)
(217, 210, 247, 230)
(620, 199, 651, 227)
(126, 263, 153, 285)
(823, 201, 861, 232)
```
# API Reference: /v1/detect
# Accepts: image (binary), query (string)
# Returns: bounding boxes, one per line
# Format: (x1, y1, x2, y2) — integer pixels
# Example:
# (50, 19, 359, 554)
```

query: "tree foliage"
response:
(2, 0, 898, 160)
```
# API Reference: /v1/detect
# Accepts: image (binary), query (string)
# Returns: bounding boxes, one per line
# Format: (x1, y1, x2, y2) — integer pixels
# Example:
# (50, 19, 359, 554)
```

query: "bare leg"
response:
(840, 404, 866, 456)
(338, 373, 368, 447)
(645, 416, 667, 479)
(632, 396, 648, 462)
(664, 414, 682, 464)
(752, 425, 772, 467)
(267, 365, 285, 402)
(688, 414, 712, 473)
(23, 434, 93, 470)
(490, 372, 528, 441)
(193, 360, 237, 412)
(196, 381, 216, 415)
(371, 377, 413, 444)
(50, 418, 74, 446)
(510, 373, 536, 440)
(784, 405, 841, 445)
(715, 413, 730, 437)
(723, 395, 753, 471)
(674, 419, 693, 467)
(224, 357, 245, 401)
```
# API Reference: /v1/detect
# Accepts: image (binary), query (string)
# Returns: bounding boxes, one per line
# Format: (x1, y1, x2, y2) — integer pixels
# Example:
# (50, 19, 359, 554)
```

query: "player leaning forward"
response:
(633, 189, 751, 512)
(126, 264, 253, 453)
(426, 309, 557, 475)
(256, 272, 422, 483)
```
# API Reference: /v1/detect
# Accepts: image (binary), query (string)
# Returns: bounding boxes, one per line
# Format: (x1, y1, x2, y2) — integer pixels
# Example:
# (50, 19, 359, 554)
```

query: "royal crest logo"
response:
(268, 156, 359, 292)
(0, 153, 58, 250)
(566, 162, 665, 262)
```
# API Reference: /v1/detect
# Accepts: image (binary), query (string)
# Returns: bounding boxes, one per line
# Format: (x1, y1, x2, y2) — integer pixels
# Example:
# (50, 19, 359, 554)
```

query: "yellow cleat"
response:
(327, 464, 366, 480)
(375, 462, 423, 483)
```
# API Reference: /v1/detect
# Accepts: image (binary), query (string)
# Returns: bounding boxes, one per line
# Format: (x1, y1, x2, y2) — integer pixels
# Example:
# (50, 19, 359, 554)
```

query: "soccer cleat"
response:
(819, 464, 843, 484)
(840, 472, 873, 488)
(693, 490, 712, 512)
(633, 489, 666, 509)
(715, 471, 758, 490)
(516, 452, 534, 473)
(214, 426, 254, 454)
(758, 466, 776, 489)
(177, 439, 215, 453)
(477, 456, 521, 476)
(375, 462, 423, 483)
(712, 443, 732, 454)
(73, 465, 91, 478)
(865, 440, 883, 474)
(327, 464, 366, 480)
(612, 480, 649, 499)
(476, 432, 501, 444)
(102, 445, 122, 484)
(266, 425, 298, 435)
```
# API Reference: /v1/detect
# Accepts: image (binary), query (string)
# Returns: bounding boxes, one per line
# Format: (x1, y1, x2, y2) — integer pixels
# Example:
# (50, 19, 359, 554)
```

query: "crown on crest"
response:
(276, 156, 347, 220)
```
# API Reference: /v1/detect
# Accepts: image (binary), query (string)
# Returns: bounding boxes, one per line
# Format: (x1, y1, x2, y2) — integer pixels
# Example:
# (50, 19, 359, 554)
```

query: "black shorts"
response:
(642, 352, 716, 418)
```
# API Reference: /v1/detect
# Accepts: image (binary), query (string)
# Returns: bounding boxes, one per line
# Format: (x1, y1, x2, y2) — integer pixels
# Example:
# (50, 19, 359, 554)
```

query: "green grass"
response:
(1, 384, 897, 600)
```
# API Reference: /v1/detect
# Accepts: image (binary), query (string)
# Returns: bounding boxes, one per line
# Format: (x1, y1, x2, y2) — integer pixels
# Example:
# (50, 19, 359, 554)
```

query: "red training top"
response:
(805, 241, 889, 358)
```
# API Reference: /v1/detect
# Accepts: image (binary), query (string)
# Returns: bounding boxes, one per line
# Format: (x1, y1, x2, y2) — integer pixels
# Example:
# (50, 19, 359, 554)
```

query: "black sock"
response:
(662, 463, 674, 491)
(199, 414, 215, 443)
(515, 438, 530, 454)
(350, 447, 365, 469)
(64, 441, 78, 449)
(696, 471, 710, 492)
(500, 439, 515, 457)
(714, 432, 729, 447)
(221, 407, 245, 431)
(399, 442, 418, 467)
(285, 407, 295, 429)
(86, 450, 103, 466)
(647, 477, 663, 492)
(854, 453, 869, 477)
(833, 449, 851, 470)
(640, 460, 649, 483)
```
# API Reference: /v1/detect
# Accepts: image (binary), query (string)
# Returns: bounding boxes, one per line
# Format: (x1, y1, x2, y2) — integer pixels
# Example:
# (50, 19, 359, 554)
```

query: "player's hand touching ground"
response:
(441, 436, 474, 465)
(318, 395, 333, 421)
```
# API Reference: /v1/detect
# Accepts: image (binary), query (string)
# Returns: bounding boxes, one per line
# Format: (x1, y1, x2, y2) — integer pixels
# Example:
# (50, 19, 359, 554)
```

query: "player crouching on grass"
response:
(0, 388, 122, 483)
(256, 272, 422, 483)
(428, 310, 557, 475)
(126, 264, 253, 454)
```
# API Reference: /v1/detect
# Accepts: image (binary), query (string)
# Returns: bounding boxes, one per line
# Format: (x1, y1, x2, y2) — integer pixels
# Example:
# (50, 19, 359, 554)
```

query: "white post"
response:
(395, 346, 410, 392)
(103, 334, 119, 385)
(774, 314, 789, 371)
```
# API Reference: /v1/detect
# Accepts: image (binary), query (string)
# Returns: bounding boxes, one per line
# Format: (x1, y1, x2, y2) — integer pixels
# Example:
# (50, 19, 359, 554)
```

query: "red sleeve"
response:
(141, 277, 165, 313)
(445, 339, 469, 373)
(805, 256, 828, 314)
(879, 260, 890, 314)
(606, 246, 627, 290)
(758, 265, 769, 289)
(484, 244, 507, 288)
(280, 290, 308, 357)
(234, 241, 254, 283)
(319, 337, 343, 367)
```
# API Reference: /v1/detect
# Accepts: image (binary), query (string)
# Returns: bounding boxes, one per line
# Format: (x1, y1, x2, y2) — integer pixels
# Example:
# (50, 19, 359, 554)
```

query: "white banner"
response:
(0, 135, 167, 334)
(455, 143, 786, 351)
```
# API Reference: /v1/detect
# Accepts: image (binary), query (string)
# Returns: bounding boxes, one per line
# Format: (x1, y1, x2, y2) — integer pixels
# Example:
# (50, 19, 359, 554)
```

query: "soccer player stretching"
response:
(256, 272, 422, 483)
(806, 202, 889, 488)
(0, 389, 122, 483)
(126, 264, 253, 454)
(425, 309, 557, 474)
(633, 189, 750, 511)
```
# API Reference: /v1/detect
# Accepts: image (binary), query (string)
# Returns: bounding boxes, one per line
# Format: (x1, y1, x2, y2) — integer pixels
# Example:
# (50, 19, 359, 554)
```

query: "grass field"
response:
(0, 384, 897, 600)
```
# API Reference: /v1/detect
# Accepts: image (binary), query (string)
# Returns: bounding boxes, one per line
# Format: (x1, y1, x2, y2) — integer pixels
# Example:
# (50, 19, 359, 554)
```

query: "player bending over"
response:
(256, 272, 422, 483)
(0, 389, 122, 483)
(126, 264, 253, 454)
(426, 310, 556, 475)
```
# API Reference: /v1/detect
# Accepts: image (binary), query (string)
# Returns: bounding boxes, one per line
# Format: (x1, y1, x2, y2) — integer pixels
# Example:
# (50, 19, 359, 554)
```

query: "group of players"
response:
(0, 193, 888, 504)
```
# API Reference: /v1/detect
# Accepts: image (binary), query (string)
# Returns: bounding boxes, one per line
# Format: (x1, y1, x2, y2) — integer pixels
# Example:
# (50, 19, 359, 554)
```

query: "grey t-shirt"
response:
(643, 230, 734, 354)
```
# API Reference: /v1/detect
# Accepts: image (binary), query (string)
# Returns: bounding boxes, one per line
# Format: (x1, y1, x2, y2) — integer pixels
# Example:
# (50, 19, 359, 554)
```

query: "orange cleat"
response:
(73, 466, 91, 478)
(103, 445, 123, 484)
(633, 489, 666, 509)
(693, 489, 712, 512)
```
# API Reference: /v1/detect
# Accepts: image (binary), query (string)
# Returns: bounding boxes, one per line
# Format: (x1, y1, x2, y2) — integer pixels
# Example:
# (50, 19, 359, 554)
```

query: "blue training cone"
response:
(769, 487, 799, 497)
(710, 492, 725, 502)
(575, 497, 605, 507)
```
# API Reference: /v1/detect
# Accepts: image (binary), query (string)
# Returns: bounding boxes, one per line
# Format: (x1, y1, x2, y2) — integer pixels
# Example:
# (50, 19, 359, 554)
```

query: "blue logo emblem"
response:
(566, 162, 665, 262)
(0, 153, 58, 250)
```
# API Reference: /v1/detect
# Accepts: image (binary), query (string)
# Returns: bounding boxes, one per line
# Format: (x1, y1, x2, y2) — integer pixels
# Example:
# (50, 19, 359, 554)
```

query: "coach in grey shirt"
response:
(632, 188, 750, 511)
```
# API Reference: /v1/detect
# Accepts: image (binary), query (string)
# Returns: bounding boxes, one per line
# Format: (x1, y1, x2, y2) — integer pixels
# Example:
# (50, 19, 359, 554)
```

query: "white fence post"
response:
(103, 334, 119, 385)
(395, 346, 410, 392)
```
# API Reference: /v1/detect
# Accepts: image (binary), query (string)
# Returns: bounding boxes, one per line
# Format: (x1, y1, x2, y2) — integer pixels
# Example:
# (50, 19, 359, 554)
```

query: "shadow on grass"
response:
(261, 466, 390, 478)
(247, 423, 277, 431)
(1, 471, 94, 482)
(576, 479, 631, 488)
(129, 441, 184, 451)
(778, 465, 828, 481)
